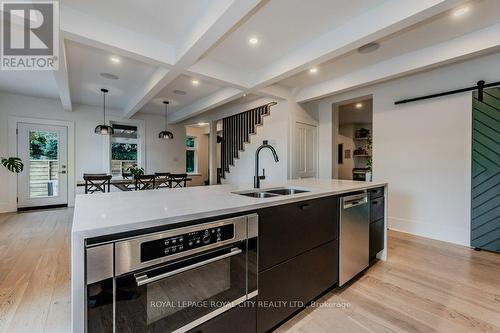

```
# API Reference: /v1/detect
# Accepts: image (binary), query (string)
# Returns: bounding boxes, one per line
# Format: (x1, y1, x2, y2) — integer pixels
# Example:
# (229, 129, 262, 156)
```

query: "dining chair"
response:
(155, 172, 171, 188)
(119, 172, 134, 191)
(169, 173, 188, 188)
(83, 174, 112, 194)
(134, 175, 156, 191)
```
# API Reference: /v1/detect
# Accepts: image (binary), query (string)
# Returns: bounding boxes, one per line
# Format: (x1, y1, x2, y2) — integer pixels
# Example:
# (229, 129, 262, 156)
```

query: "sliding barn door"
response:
(471, 88, 500, 253)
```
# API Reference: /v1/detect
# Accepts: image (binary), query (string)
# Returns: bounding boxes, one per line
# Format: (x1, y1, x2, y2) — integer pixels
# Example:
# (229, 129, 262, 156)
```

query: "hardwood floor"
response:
(276, 231, 500, 333)
(1, 209, 499, 333)
(0, 209, 72, 333)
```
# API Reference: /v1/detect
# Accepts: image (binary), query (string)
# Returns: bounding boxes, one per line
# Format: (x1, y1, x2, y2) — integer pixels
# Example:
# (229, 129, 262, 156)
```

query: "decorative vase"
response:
(365, 171, 372, 182)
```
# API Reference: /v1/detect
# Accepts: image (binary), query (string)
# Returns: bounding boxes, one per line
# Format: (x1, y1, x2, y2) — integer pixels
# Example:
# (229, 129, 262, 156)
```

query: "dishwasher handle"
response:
(342, 193, 368, 209)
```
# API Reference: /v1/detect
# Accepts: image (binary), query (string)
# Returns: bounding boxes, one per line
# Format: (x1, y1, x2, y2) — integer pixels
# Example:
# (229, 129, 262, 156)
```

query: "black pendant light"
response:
(95, 88, 114, 135)
(159, 100, 174, 139)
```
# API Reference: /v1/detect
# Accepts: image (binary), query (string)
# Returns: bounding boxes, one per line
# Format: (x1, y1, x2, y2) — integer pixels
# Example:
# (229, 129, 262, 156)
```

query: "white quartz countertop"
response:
(72, 179, 387, 239)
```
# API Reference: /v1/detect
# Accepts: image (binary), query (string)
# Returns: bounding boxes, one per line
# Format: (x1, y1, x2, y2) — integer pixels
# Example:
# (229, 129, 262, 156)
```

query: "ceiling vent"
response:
(357, 42, 380, 54)
(100, 73, 119, 80)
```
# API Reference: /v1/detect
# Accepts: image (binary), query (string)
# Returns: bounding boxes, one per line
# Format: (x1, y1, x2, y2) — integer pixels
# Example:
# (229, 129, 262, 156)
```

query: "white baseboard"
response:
(388, 216, 470, 247)
(0, 201, 16, 213)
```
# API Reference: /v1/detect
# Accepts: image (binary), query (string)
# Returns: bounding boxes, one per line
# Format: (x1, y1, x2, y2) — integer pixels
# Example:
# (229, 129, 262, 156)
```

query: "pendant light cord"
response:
(103, 91, 106, 124)
(165, 102, 168, 130)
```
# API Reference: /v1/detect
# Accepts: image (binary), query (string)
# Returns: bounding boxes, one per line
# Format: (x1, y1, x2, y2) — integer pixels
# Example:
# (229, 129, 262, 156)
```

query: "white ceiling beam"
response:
(296, 23, 500, 103)
(174, 0, 264, 65)
(175, 0, 465, 121)
(52, 38, 72, 111)
(60, 5, 175, 67)
(249, 0, 465, 89)
(169, 88, 243, 123)
(122, 0, 264, 119)
(123, 68, 171, 119)
(255, 84, 293, 100)
(187, 58, 250, 89)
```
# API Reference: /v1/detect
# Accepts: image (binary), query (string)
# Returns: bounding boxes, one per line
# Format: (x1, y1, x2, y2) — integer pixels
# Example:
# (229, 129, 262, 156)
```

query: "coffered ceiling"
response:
(202, 0, 387, 73)
(1, 0, 499, 122)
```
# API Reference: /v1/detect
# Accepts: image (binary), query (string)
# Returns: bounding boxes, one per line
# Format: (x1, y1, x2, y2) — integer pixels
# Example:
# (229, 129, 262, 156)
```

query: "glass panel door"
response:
(28, 130, 59, 198)
(18, 123, 68, 208)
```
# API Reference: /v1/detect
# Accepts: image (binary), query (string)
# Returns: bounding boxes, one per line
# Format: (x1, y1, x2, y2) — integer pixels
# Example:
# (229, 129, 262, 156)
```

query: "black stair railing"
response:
(220, 102, 276, 179)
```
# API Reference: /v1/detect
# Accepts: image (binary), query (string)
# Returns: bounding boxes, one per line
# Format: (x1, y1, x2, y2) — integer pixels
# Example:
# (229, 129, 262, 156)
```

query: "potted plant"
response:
(365, 135, 373, 181)
(1, 157, 24, 173)
(127, 164, 145, 177)
(366, 157, 372, 181)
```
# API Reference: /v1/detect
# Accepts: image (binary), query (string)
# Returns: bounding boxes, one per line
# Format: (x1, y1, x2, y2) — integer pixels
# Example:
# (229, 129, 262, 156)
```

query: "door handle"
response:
(300, 204, 311, 211)
(134, 248, 242, 286)
(59, 171, 67, 174)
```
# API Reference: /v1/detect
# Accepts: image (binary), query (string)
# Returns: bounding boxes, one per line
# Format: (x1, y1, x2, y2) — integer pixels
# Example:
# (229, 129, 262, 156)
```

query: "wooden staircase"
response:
(220, 103, 275, 179)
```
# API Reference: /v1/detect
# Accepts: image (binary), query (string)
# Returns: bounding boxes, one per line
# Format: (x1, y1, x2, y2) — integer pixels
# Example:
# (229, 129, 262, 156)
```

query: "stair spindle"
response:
(219, 102, 275, 179)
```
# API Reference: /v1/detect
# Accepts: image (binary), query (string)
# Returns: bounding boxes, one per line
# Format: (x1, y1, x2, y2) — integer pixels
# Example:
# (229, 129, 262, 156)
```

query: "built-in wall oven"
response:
(86, 214, 258, 333)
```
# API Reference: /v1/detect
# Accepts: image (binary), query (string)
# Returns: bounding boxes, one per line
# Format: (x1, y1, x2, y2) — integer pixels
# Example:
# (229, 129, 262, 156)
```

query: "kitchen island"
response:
(72, 179, 387, 333)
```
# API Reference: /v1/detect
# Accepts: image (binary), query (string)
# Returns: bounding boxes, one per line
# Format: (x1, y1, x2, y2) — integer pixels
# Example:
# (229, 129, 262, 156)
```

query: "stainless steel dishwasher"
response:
(339, 192, 369, 286)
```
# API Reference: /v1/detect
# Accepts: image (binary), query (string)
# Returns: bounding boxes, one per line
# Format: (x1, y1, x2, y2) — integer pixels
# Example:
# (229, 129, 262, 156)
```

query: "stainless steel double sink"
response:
(233, 187, 310, 198)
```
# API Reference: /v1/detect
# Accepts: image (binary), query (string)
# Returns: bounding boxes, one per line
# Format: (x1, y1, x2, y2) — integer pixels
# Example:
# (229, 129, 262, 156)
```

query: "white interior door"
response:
(17, 123, 68, 208)
(293, 122, 318, 179)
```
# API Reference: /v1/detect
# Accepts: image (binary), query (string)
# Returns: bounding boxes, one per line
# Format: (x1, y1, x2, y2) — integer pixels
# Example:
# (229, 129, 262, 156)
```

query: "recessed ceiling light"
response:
(249, 37, 259, 45)
(110, 56, 121, 64)
(309, 67, 318, 74)
(452, 6, 470, 18)
(192, 79, 199, 86)
(173, 90, 187, 95)
(355, 103, 363, 109)
(100, 73, 119, 80)
(357, 42, 380, 54)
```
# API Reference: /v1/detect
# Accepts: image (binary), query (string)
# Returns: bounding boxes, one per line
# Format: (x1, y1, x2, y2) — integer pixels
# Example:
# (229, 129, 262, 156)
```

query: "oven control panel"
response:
(140, 224, 235, 262)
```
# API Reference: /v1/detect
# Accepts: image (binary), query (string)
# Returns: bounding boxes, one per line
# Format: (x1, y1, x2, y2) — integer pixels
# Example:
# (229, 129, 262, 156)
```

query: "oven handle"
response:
(134, 247, 243, 286)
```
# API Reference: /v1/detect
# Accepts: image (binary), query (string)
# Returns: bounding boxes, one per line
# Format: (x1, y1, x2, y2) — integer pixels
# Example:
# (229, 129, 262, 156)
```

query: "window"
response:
(186, 136, 197, 174)
(111, 123, 139, 177)
(29, 130, 59, 198)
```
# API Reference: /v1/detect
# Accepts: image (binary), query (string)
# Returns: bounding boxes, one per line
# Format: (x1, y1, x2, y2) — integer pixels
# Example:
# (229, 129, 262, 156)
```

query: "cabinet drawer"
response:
(257, 241, 338, 333)
(370, 197, 384, 223)
(189, 299, 256, 333)
(368, 187, 384, 199)
(258, 196, 338, 271)
(369, 219, 384, 259)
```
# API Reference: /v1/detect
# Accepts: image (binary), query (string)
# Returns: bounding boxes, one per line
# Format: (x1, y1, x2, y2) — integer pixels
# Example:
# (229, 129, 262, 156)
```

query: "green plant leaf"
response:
(1, 157, 24, 173)
(127, 164, 144, 176)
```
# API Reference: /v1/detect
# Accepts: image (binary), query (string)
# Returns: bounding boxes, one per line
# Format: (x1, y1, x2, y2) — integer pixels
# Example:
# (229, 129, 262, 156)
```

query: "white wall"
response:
(318, 102, 335, 179)
(0, 92, 186, 212)
(313, 52, 500, 246)
(223, 100, 289, 186)
(133, 112, 187, 175)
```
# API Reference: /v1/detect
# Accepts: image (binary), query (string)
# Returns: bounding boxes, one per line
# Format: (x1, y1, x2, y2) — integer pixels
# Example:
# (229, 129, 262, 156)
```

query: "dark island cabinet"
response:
(258, 196, 338, 271)
(256, 241, 338, 333)
(369, 219, 384, 259)
(369, 187, 385, 260)
(256, 195, 339, 333)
